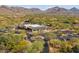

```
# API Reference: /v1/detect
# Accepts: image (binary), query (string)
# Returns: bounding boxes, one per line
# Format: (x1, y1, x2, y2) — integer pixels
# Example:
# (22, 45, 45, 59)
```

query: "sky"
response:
(13, 5, 79, 10)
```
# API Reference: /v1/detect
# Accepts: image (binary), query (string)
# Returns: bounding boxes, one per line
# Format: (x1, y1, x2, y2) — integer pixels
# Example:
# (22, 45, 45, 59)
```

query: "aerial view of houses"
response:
(0, 5, 79, 53)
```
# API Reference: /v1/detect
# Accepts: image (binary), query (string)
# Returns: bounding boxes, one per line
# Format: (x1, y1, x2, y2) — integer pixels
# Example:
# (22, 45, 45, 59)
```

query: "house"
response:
(15, 20, 51, 41)
(21, 20, 48, 32)
(23, 24, 47, 31)
(15, 20, 49, 31)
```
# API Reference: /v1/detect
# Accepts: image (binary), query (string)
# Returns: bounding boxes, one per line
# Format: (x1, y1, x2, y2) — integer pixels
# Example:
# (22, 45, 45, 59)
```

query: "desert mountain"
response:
(0, 5, 79, 16)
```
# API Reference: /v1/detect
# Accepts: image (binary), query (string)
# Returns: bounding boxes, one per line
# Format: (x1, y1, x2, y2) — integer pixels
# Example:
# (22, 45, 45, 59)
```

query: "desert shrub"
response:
(69, 38, 79, 46)
(11, 40, 32, 53)
(0, 33, 26, 52)
(49, 39, 61, 48)
(72, 44, 79, 53)
(27, 40, 44, 53)
(60, 41, 72, 53)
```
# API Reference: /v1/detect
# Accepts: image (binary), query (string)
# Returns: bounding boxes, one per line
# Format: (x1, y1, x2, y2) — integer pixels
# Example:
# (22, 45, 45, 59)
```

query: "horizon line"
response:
(1, 5, 79, 10)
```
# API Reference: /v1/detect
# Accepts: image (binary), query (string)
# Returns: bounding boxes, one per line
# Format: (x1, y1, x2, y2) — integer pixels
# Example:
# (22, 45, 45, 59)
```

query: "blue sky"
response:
(11, 5, 79, 10)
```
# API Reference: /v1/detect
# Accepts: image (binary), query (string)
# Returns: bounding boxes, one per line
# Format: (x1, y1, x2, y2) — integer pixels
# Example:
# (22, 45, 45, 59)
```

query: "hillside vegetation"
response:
(0, 6, 79, 53)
